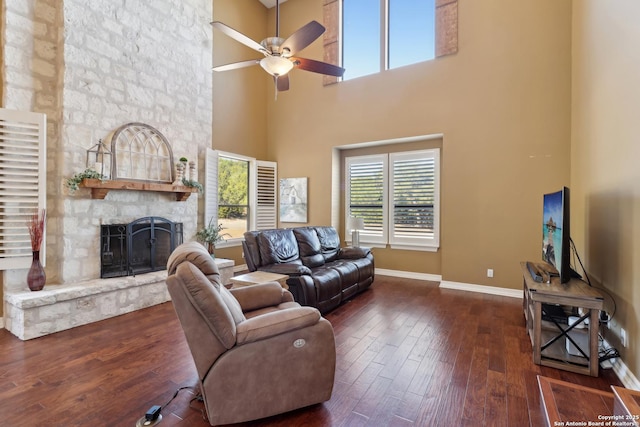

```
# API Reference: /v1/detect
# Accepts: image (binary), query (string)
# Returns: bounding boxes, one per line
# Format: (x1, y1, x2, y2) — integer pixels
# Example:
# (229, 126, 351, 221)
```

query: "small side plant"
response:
(196, 218, 231, 253)
(65, 169, 106, 193)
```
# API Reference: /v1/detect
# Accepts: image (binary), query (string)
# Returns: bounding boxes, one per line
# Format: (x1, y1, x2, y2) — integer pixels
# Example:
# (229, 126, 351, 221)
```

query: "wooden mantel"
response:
(79, 178, 198, 201)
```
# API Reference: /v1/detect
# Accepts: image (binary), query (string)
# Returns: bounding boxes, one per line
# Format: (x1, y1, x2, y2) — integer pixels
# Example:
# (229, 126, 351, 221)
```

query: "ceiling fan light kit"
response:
(260, 55, 294, 76)
(211, 0, 344, 93)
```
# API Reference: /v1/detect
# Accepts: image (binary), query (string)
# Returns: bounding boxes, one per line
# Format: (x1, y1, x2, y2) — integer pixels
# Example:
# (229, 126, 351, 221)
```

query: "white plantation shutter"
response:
(345, 149, 440, 250)
(389, 149, 439, 249)
(255, 161, 276, 230)
(204, 148, 218, 226)
(346, 154, 388, 245)
(0, 108, 47, 269)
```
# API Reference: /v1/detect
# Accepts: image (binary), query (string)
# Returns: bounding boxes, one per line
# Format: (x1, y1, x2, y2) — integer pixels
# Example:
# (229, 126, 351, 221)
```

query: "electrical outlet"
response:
(487, 269, 494, 278)
(621, 328, 628, 348)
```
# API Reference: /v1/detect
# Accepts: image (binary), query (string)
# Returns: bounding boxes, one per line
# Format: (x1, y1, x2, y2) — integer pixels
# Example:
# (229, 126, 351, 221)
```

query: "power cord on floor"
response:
(188, 394, 207, 422)
(135, 386, 199, 427)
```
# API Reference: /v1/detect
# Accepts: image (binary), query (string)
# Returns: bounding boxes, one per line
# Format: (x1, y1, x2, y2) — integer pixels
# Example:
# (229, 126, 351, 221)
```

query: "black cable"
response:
(570, 238, 591, 286)
(189, 394, 207, 421)
(160, 386, 197, 411)
(599, 347, 620, 363)
(569, 238, 617, 320)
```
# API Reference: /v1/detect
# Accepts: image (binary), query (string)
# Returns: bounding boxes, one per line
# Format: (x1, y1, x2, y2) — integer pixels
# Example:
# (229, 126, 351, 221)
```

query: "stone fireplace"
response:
(1, 0, 218, 338)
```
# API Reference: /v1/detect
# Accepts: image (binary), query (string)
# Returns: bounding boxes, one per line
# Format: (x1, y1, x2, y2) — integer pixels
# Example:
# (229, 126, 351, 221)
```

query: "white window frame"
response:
(204, 149, 276, 248)
(345, 149, 440, 251)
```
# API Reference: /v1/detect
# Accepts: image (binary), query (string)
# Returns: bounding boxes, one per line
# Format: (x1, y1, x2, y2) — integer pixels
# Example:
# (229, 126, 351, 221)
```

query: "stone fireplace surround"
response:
(1, 0, 215, 339)
(4, 257, 234, 341)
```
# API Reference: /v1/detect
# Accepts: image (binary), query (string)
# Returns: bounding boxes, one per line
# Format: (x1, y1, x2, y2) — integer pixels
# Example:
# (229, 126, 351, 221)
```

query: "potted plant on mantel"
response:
(195, 218, 231, 256)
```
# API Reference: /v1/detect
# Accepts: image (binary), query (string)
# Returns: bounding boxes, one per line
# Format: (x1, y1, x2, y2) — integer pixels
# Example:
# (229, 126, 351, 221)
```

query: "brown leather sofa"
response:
(166, 242, 336, 425)
(242, 226, 375, 313)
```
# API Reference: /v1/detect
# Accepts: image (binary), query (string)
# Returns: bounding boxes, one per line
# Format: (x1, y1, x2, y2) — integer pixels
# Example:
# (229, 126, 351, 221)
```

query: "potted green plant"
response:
(65, 168, 106, 193)
(196, 218, 231, 256)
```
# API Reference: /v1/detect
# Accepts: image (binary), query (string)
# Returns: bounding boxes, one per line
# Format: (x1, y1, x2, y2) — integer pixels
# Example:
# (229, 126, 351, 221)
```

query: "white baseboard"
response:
(375, 268, 441, 282)
(440, 280, 522, 299)
(374, 269, 522, 299)
(0, 318, 4, 329)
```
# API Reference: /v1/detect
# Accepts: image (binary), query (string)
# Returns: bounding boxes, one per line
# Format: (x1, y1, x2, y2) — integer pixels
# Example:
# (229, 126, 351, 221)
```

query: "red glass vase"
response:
(27, 251, 46, 291)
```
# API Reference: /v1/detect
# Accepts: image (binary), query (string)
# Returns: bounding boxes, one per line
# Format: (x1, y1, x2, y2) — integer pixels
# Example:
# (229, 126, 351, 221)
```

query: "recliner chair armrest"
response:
(339, 246, 371, 259)
(229, 282, 294, 312)
(235, 306, 321, 345)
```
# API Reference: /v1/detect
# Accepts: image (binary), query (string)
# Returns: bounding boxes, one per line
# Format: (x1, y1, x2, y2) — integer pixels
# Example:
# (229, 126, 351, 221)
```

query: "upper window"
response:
(342, 0, 436, 80)
(345, 149, 440, 251)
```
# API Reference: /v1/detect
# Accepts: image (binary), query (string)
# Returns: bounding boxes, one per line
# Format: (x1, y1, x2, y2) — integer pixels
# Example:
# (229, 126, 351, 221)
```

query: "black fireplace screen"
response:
(100, 216, 183, 278)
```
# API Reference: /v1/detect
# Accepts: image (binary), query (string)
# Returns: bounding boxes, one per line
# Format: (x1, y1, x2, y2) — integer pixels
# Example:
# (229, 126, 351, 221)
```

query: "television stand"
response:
(521, 262, 604, 377)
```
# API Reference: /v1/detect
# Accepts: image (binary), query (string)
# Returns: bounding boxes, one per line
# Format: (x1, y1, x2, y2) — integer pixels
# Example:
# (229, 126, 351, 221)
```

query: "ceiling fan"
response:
(211, 0, 345, 93)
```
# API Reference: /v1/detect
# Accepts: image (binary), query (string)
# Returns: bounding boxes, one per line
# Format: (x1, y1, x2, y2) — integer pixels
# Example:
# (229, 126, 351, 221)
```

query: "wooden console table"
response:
(521, 262, 604, 376)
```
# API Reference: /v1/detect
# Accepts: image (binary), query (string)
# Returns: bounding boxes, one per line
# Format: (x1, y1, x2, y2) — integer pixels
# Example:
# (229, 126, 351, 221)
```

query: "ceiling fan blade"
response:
(211, 21, 265, 53)
(291, 57, 345, 77)
(281, 21, 325, 56)
(212, 59, 260, 72)
(275, 74, 290, 92)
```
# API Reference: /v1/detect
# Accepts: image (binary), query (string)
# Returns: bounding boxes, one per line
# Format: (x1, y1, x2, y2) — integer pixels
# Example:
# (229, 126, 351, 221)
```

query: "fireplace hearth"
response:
(101, 217, 183, 278)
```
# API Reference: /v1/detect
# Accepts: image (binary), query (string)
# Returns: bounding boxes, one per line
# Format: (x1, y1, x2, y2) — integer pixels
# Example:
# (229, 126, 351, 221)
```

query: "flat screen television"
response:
(542, 187, 571, 283)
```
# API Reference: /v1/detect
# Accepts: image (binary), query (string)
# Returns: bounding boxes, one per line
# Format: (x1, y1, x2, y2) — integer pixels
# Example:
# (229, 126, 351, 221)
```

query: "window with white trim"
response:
(205, 149, 276, 246)
(345, 149, 439, 251)
(0, 108, 47, 269)
(342, 0, 436, 80)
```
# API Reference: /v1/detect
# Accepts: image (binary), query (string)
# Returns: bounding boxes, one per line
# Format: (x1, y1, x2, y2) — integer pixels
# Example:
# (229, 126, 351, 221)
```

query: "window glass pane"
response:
(218, 156, 249, 239)
(392, 155, 435, 238)
(388, 0, 435, 69)
(347, 157, 385, 239)
(342, 0, 380, 80)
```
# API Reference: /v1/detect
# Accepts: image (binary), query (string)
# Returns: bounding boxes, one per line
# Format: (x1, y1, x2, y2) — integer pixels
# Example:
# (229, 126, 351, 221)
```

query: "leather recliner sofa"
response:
(242, 226, 375, 313)
(166, 242, 336, 425)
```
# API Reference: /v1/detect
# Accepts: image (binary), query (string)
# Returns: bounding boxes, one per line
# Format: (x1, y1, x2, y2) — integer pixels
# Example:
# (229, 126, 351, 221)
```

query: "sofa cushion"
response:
(314, 226, 341, 262)
(309, 267, 342, 303)
(293, 227, 325, 268)
(258, 229, 300, 265)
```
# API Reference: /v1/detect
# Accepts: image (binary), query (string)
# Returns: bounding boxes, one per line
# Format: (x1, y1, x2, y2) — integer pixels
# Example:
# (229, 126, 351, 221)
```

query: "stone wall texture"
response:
(2, 0, 213, 290)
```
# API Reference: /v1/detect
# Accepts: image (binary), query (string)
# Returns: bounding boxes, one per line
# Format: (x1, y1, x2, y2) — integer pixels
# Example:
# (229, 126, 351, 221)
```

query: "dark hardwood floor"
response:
(0, 275, 621, 426)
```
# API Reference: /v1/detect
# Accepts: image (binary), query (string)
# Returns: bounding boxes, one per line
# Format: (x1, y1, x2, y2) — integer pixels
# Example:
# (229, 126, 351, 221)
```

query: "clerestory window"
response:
(322, 0, 457, 86)
(342, 0, 436, 80)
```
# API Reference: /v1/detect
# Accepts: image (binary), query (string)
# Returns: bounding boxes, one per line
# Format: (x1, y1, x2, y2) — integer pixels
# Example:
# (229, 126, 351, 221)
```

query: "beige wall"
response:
(572, 0, 640, 382)
(212, 0, 268, 262)
(213, 0, 268, 159)
(261, 0, 572, 289)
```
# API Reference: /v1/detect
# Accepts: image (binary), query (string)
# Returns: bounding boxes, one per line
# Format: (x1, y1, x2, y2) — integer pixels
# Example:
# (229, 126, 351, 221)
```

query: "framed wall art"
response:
(279, 177, 307, 223)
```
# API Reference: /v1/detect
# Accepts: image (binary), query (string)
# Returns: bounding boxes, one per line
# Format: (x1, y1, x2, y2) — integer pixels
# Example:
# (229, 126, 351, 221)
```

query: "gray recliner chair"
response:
(166, 242, 336, 425)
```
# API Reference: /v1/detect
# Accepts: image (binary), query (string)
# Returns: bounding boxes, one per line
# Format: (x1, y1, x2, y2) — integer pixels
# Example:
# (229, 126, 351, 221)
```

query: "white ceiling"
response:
(259, 0, 288, 8)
